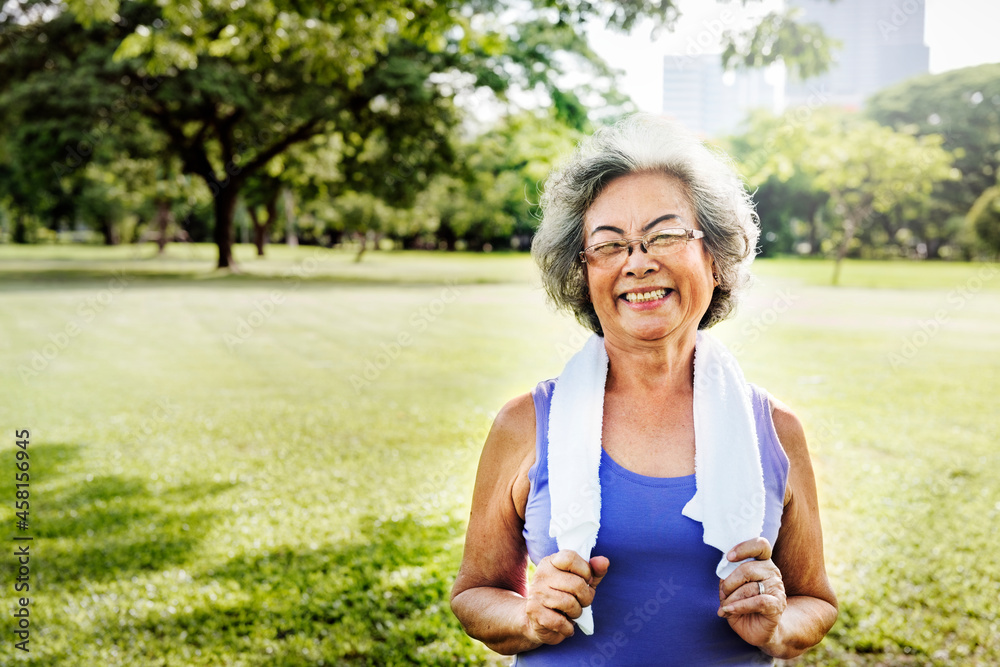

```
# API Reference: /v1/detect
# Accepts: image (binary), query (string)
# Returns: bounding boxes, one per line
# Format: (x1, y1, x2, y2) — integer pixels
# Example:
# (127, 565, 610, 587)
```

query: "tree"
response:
(867, 64, 1000, 255)
(722, 6, 839, 81)
(725, 110, 831, 257)
(412, 110, 581, 250)
(0, 6, 192, 246)
(244, 173, 283, 257)
(731, 108, 956, 282)
(2, 0, 838, 267)
(803, 111, 956, 283)
(968, 184, 1000, 259)
(2, 0, 630, 267)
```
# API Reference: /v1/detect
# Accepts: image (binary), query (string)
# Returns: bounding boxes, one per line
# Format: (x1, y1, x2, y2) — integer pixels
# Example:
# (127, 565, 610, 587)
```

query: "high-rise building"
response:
(659, 0, 929, 134)
(661, 53, 776, 137)
(784, 0, 929, 108)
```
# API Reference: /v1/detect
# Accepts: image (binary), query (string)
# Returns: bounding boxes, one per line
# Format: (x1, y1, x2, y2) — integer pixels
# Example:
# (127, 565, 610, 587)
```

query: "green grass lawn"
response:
(1, 244, 998, 666)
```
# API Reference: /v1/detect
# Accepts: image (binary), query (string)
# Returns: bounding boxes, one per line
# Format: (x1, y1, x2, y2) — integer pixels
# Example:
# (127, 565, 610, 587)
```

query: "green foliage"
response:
(0, 0, 647, 268)
(729, 108, 957, 279)
(0, 0, 840, 266)
(867, 63, 1000, 226)
(418, 111, 581, 250)
(722, 8, 839, 81)
(967, 184, 1000, 257)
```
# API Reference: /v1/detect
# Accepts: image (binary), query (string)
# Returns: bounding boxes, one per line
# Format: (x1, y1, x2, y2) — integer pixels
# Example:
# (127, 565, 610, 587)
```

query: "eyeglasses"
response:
(579, 228, 705, 266)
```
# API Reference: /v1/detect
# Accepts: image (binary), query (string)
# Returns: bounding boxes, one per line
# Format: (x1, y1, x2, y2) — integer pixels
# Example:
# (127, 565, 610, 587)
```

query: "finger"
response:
(719, 561, 780, 599)
(718, 591, 785, 618)
(527, 602, 576, 642)
(534, 587, 584, 619)
(539, 569, 594, 602)
(548, 549, 593, 580)
(719, 580, 769, 608)
(726, 537, 772, 563)
(588, 556, 610, 588)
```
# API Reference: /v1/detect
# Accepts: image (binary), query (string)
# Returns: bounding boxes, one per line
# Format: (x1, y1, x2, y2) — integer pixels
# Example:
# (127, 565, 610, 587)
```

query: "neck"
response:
(602, 327, 698, 394)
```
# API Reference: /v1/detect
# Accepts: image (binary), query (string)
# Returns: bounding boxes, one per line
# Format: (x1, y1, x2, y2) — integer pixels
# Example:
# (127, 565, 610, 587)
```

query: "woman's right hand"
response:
(524, 550, 610, 645)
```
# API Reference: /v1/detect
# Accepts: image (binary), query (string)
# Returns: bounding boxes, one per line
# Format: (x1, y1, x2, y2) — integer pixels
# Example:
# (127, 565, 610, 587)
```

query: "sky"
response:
(586, 0, 1000, 114)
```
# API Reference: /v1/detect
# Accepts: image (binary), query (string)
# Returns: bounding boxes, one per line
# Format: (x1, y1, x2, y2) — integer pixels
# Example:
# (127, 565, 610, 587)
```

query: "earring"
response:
(712, 271, 719, 285)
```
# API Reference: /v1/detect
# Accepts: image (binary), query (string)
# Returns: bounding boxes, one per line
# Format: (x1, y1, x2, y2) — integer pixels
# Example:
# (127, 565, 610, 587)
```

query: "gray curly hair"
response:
(531, 113, 759, 335)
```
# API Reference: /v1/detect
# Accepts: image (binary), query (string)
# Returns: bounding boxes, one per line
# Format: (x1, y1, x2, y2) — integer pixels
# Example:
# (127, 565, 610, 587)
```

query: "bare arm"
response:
(765, 396, 838, 657)
(718, 395, 838, 659)
(450, 393, 539, 655)
(450, 393, 609, 655)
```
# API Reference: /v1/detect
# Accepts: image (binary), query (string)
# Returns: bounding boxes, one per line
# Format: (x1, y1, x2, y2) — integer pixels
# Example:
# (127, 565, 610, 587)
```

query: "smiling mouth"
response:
(622, 288, 670, 303)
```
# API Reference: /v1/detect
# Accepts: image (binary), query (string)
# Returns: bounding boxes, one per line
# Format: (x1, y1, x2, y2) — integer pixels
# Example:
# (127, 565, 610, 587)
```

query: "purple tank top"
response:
(516, 379, 789, 666)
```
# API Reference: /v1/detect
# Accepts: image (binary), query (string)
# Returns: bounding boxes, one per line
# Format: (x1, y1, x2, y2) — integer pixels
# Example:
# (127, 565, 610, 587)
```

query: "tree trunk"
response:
(832, 216, 858, 286)
(283, 188, 298, 247)
(155, 199, 172, 254)
(101, 218, 120, 246)
(261, 191, 279, 257)
(437, 219, 458, 251)
(248, 191, 279, 257)
(248, 207, 265, 257)
(808, 206, 821, 255)
(13, 213, 28, 244)
(355, 231, 368, 263)
(214, 186, 238, 270)
(926, 238, 942, 259)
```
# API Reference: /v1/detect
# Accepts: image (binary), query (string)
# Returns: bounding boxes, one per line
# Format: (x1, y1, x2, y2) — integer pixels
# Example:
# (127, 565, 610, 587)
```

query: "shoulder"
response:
(767, 394, 807, 457)
(488, 392, 537, 454)
(480, 392, 537, 519)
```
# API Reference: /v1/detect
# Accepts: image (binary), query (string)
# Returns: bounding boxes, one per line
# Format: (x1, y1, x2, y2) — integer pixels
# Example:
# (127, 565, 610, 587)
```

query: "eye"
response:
(591, 240, 628, 256)
(645, 230, 685, 248)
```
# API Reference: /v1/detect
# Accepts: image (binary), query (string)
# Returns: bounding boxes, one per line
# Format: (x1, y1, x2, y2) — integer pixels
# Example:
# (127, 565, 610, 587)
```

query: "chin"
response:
(616, 320, 678, 342)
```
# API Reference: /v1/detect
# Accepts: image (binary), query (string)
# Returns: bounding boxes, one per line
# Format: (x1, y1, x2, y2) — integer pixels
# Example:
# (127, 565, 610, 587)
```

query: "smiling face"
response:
(583, 171, 717, 346)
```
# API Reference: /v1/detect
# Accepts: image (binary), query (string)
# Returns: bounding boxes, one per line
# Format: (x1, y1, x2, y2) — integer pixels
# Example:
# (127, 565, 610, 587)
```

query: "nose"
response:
(622, 241, 657, 277)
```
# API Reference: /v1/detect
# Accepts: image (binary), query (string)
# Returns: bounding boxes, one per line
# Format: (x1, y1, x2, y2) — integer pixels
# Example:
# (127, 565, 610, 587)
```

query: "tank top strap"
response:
(746, 382, 791, 492)
(528, 378, 557, 492)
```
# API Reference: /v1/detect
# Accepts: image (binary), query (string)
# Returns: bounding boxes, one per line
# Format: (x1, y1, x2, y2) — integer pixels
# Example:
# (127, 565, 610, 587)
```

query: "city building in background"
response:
(784, 0, 930, 109)
(661, 53, 776, 136)
(661, 0, 929, 135)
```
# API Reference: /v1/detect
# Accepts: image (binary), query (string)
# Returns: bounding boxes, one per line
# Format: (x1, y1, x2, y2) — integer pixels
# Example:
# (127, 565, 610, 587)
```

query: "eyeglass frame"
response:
(578, 227, 706, 265)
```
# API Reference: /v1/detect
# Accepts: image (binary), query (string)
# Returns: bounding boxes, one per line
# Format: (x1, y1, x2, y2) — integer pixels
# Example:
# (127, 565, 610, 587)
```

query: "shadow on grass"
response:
(7, 442, 229, 587)
(0, 268, 494, 291)
(123, 514, 482, 665)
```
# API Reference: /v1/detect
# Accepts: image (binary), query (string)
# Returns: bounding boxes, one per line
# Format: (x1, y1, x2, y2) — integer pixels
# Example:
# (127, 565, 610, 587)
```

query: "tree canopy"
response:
(728, 107, 956, 281)
(0, 0, 840, 266)
(867, 63, 1000, 253)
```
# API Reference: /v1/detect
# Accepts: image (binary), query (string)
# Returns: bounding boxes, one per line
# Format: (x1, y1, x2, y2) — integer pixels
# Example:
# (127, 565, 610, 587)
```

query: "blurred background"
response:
(0, 0, 998, 665)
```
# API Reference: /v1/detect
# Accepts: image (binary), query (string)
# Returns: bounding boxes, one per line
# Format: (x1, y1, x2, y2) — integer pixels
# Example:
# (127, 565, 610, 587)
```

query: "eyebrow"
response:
(589, 214, 682, 238)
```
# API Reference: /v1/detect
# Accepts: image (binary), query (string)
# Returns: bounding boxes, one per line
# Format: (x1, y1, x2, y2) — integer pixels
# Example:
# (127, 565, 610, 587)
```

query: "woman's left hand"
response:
(717, 537, 787, 648)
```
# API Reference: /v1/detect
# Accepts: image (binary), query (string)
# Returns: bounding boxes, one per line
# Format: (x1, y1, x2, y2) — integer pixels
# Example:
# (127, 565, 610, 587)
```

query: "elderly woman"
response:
(450, 114, 837, 665)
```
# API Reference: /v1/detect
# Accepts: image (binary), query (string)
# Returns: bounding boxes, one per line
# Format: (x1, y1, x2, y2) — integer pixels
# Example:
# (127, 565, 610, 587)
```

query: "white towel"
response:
(547, 331, 765, 636)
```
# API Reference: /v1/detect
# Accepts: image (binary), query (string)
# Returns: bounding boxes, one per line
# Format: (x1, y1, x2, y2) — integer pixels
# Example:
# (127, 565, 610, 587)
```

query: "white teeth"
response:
(625, 289, 667, 303)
